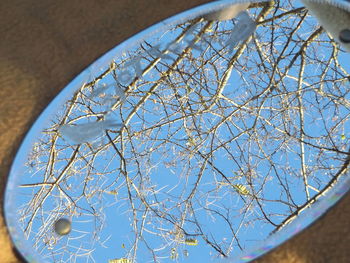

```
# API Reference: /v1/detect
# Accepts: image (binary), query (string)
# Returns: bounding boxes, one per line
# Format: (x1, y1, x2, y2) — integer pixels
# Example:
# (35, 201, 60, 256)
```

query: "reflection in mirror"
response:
(4, 0, 350, 262)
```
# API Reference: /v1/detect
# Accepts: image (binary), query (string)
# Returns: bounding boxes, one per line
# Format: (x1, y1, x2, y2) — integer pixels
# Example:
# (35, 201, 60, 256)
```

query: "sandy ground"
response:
(0, 1, 349, 262)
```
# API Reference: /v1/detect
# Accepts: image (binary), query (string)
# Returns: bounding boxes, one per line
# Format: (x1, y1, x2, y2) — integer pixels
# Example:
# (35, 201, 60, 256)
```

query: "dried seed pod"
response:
(54, 218, 71, 236)
(108, 259, 131, 263)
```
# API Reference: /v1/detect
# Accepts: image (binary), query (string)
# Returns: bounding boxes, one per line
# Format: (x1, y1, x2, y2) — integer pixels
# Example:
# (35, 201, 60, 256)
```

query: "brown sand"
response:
(0, 1, 349, 262)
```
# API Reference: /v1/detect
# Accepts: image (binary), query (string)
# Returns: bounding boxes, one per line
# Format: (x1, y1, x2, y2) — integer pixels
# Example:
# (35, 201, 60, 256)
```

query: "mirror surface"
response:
(5, 1, 350, 262)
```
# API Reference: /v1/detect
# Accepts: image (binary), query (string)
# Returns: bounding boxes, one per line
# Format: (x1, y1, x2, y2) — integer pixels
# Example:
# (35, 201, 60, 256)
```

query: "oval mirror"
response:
(5, 0, 350, 262)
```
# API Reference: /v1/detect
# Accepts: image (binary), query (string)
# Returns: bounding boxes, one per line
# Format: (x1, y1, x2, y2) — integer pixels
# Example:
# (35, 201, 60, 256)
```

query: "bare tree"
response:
(15, 1, 349, 262)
